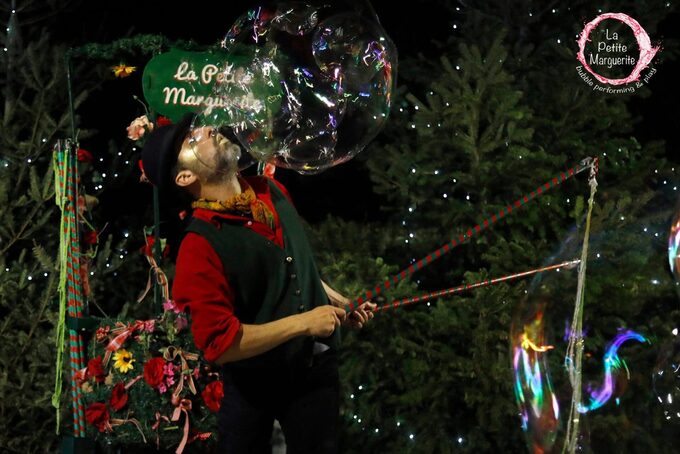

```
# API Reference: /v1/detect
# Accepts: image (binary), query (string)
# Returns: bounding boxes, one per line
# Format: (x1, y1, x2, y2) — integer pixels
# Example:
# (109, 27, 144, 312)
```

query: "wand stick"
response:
(375, 259, 581, 312)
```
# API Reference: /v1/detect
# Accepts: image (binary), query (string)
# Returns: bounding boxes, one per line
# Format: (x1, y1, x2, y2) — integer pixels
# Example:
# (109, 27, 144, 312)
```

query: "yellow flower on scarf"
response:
(113, 349, 135, 373)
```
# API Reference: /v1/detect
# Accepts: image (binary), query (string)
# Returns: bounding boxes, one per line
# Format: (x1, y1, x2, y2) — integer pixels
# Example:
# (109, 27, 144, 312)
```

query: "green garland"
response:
(66, 34, 222, 60)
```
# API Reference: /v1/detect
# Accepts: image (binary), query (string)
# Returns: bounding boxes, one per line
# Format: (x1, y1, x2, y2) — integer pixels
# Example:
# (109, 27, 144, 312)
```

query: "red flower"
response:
(201, 380, 224, 413)
(109, 383, 128, 411)
(83, 230, 98, 245)
(156, 116, 172, 127)
(85, 402, 110, 432)
(87, 356, 105, 384)
(77, 148, 94, 163)
(144, 357, 166, 389)
(141, 235, 170, 258)
(263, 163, 277, 178)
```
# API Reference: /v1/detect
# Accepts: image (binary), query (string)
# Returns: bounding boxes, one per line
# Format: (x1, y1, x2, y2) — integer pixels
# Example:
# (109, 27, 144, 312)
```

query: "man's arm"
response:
(214, 305, 347, 365)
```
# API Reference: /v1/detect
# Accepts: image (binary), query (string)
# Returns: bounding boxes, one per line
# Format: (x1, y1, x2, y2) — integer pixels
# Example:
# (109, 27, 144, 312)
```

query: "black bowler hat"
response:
(141, 113, 195, 194)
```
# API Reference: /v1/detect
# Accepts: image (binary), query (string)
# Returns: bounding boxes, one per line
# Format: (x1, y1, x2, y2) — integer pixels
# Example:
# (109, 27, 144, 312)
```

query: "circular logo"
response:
(576, 12, 659, 86)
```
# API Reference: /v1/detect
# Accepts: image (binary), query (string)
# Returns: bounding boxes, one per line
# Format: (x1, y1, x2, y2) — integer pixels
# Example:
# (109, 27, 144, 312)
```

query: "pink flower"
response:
(143, 320, 155, 333)
(163, 300, 180, 314)
(175, 315, 188, 332)
(127, 115, 153, 141)
(192, 367, 200, 379)
(166, 374, 175, 387)
(163, 362, 175, 378)
(158, 382, 167, 394)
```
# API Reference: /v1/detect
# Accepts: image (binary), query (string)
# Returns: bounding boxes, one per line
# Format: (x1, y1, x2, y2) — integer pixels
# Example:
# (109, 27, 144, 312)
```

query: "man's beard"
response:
(203, 144, 240, 184)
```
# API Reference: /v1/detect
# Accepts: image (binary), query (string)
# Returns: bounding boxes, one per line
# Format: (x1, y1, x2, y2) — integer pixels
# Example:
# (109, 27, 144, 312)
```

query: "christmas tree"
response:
(309, 2, 680, 452)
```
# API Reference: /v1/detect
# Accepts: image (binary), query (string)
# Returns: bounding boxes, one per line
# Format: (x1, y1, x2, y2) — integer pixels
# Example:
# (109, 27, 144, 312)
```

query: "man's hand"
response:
(321, 280, 377, 330)
(299, 305, 347, 337)
(346, 302, 377, 330)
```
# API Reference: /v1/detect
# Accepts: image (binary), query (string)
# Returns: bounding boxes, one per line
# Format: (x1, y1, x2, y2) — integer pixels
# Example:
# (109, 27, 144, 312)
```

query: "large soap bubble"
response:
(205, 3, 396, 174)
(510, 223, 657, 453)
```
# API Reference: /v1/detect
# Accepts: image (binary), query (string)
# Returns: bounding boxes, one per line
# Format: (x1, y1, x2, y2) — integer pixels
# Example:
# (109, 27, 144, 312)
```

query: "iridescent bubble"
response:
(312, 13, 393, 88)
(511, 289, 564, 453)
(668, 210, 680, 285)
(653, 336, 680, 424)
(209, 3, 396, 174)
(272, 2, 320, 36)
(511, 221, 656, 453)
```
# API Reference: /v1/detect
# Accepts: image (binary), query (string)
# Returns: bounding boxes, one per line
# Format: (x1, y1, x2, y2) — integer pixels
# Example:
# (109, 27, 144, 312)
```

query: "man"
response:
(141, 114, 376, 453)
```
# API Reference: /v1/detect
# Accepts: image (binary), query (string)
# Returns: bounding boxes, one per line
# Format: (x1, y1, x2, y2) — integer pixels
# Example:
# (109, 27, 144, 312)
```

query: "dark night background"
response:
(52, 0, 680, 224)
(3, 1, 680, 452)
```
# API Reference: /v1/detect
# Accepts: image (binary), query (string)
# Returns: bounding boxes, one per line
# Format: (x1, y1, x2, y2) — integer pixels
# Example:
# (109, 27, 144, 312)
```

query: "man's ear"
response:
(175, 169, 198, 188)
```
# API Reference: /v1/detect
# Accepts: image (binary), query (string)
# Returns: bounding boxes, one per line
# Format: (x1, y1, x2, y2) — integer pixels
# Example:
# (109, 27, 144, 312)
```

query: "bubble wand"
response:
(375, 259, 581, 313)
(345, 157, 597, 313)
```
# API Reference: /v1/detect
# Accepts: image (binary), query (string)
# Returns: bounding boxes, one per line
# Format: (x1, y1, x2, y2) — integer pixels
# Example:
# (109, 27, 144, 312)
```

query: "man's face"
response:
(178, 126, 240, 182)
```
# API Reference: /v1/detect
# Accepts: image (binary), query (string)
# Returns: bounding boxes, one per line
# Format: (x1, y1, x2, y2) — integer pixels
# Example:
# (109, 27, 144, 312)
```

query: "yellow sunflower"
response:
(112, 349, 135, 373)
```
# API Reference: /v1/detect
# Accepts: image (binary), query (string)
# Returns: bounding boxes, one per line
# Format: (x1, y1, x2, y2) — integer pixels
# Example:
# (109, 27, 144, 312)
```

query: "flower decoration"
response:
(77, 148, 94, 163)
(83, 309, 220, 452)
(85, 402, 110, 432)
(127, 115, 154, 141)
(113, 349, 135, 373)
(112, 64, 137, 78)
(87, 356, 106, 384)
(201, 380, 224, 413)
(109, 383, 129, 411)
(143, 357, 166, 389)
(156, 116, 173, 127)
(82, 230, 99, 246)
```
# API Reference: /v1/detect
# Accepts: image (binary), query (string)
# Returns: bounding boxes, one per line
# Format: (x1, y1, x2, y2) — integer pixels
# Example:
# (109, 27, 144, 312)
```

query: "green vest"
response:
(186, 179, 339, 369)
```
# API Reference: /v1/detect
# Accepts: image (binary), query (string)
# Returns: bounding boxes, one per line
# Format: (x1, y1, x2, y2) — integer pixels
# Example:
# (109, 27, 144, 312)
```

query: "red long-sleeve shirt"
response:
(172, 176, 293, 362)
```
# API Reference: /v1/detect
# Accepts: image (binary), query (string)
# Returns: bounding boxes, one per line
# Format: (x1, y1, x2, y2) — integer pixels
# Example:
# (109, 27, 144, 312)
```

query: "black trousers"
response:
(217, 350, 339, 454)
